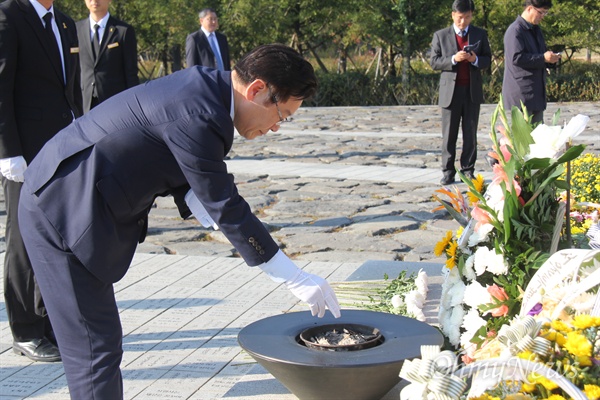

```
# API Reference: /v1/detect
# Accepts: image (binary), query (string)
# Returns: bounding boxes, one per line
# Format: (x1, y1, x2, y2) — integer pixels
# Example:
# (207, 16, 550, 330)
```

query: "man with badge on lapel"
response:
(76, 0, 139, 113)
(0, 0, 82, 362)
(185, 8, 230, 70)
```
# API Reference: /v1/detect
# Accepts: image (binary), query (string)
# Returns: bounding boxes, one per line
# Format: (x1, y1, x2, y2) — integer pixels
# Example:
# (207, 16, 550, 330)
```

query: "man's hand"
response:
(0, 156, 27, 182)
(259, 250, 341, 318)
(184, 189, 219, 230)
(453, 50, 471, 63)
(544, 51, 560, 64)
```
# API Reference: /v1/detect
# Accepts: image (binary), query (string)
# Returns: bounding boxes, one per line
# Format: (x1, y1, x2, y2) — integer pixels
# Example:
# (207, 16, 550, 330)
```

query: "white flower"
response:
(468, 225, 492, 247)
(415, 269, 428, 297)
(463, 281, 492, 309)
(527, 115, 589, 160)
(445, 306, 465, 346)
(391, 294, 404, 308)
(460, 309, 486, 348)
(463, 254, 476, 282)
(474, 246, 493, 276)
(484, 184, 505, 222)
(528, 124, 563, 159)
(486, 252, 508, 275)
(446, 279, 466, 307)
(570, 292, 596, 313)
(406, 290, 427, 322)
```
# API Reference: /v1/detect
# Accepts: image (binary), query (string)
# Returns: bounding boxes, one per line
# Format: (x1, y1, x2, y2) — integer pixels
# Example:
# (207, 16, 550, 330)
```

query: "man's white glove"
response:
(184, 189, 219, 230)
(259, 250, 341, 318)
(0, 156, 27, 182)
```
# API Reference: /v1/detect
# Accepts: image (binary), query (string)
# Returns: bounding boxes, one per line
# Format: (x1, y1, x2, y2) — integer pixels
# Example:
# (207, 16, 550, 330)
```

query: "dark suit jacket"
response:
(185, 30, 230, 70)
(502, 15, 548, 113)
(24, 68, 278, 283)
(430, 25, 492, 108)
(76, 15, 139, 113)
(0, 0, 82, 163)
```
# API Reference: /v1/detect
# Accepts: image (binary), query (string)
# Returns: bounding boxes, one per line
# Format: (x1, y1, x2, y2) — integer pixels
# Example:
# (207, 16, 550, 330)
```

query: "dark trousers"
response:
(2, 177, 50, 341)
(441, 85, 479, 177)
(19, 185, 124, 400)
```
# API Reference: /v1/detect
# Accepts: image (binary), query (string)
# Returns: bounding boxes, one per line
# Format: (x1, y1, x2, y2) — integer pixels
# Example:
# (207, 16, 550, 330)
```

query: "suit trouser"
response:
(441, 85, 479, 177)
(2, 177, 50, 341)
(19, 186, 124, 400)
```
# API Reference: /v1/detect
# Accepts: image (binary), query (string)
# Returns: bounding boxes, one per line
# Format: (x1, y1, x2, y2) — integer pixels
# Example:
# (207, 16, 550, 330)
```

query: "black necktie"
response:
(460, 30, 466, 37)
(92, 24, 100, 59)
(43, 13, 62, 70)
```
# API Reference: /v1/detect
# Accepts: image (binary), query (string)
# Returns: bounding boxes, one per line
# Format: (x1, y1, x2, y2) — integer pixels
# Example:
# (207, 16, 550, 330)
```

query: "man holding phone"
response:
(431, 0, 492, 185)
(502, 0, 559, 124)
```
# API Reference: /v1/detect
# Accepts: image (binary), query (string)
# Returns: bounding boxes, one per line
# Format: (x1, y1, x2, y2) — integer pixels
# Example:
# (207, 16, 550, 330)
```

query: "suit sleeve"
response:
(185, 34, 198, 68)
(505, 28, 546, 70)
(0, 9, 22, 159)
(430, 31, 454, 71)
(164, 113, 279, 266)
(123, 25, 139, 88)
(475, 29, 492, 70)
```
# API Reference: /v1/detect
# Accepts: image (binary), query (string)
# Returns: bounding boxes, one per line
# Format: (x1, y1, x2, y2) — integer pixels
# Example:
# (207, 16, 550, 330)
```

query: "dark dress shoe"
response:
(13, 338, 61, 362)
(463, 171, 475, 180)
(440, 175, 455, 185)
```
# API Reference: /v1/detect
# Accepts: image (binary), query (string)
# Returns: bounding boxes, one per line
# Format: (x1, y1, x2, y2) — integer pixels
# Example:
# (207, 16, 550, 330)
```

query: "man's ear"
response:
(245, 79, 267, 101)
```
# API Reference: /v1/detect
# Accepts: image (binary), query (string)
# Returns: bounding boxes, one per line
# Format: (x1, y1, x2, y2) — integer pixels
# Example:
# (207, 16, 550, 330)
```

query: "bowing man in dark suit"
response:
(185, 8, 230, 70)
(76, 0, 139, 113)
(19, 44, 341, 399)
(0, 0, 82, 363)
(431, 0, 491, 185)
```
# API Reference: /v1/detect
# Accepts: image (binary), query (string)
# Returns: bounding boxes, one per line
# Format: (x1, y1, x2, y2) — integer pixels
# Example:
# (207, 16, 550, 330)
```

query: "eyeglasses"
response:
(534, 7, 550, 16)
(269, 88, 292, 125)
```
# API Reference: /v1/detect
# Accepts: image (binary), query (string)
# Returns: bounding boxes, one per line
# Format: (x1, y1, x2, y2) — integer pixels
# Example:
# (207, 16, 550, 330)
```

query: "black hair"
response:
(524, 0, 552, 9)
(452, 0, 475, 13)
(234, 44, 318, 103)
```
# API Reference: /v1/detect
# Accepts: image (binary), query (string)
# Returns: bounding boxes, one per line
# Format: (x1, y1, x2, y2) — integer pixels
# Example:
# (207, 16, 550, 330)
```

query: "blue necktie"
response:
(209, 34, 224, 71)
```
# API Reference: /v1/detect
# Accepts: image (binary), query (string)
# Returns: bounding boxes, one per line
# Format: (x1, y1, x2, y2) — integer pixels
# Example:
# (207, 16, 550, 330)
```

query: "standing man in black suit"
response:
(19, 44, 340, 399)
(76, 0, 139, 113)
(0, 0, 82, 362)
(431, 0, 491, 185)
(502, 0, 559, 124)
(185, 8, 230, 70)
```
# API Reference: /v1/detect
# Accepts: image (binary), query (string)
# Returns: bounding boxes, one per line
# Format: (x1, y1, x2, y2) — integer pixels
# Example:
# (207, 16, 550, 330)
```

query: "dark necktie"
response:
(460, 30, 466, 38)
(43, 13, 62, 72)
(92, 24, 100, 59)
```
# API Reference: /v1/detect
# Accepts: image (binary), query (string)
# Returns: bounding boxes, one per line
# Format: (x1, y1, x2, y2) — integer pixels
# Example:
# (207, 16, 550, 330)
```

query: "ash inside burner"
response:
(299, 323, 383, 351)
(312, 328, 378, 346)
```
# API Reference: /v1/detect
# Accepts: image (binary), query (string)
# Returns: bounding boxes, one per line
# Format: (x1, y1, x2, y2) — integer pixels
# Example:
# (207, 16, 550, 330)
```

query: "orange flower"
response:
(471, 204, 492, 231)
(488, 284, 509, 301)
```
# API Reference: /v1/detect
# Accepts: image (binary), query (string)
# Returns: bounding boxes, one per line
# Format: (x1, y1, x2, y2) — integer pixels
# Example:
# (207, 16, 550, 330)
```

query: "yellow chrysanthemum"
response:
(572, 314, 600, 329)
(578, 355, 593, 366)
(564, 331, 592, 357)
(517, 350, 535, 361)
(445, 240, 458, 270)
(505, 395, 533, 400)
(527, 373, 559, 391)
(584, 384, 600, 400)
(545, 395, 567, 400)
(434, 230, 453, 257)
(550, 319, 572, 333)
(520, 381, 536, 393)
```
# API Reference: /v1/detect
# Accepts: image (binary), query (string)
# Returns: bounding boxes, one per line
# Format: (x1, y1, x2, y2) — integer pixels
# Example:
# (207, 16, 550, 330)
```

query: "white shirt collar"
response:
(90, 12, 110, 30)
(29, 0, 54, 20)
(453, 25, 469, 35)
(201, 27, 216, 38)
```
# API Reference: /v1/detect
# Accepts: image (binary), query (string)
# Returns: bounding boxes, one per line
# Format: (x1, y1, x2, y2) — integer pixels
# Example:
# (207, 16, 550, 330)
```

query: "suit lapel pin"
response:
(63, 22, 67, 29)
(110, 27, 114, 33)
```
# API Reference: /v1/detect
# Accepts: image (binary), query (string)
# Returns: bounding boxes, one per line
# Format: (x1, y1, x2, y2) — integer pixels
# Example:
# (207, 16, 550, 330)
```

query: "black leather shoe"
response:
(440, 175, 455, 185)
(463, 171, 475, 180)
(13, 338, 61, 362)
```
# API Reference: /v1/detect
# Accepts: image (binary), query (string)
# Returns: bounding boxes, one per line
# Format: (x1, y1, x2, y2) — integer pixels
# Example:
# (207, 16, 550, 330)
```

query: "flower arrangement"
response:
(566, 152, 600, 205)
(434, 100, 589, 353)
(468, 314, 600, 399)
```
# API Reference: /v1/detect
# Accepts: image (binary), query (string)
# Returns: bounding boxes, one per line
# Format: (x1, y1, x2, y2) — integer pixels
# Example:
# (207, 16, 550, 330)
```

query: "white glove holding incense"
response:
(259, 250, 341, 318)
(184, 189, 219, 230)
(0, 156, 27, 182)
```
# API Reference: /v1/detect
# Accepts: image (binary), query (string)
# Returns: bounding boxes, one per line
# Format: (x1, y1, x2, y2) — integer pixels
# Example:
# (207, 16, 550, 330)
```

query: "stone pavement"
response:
(0, 103, 598, 399)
